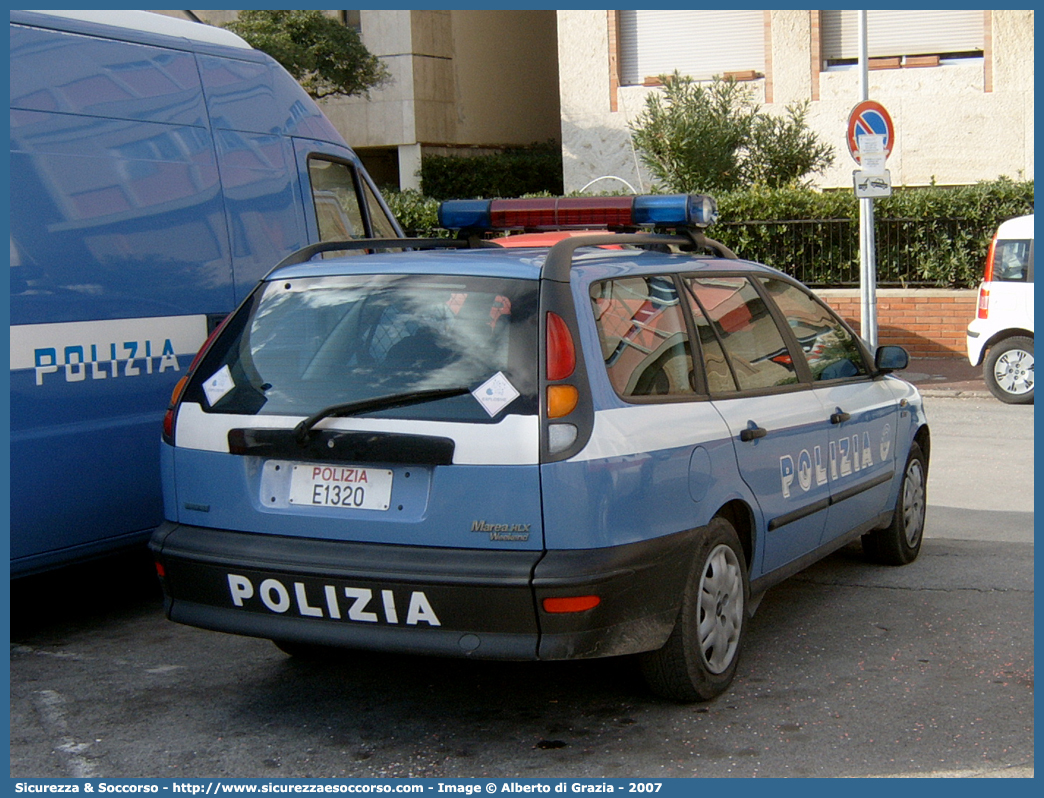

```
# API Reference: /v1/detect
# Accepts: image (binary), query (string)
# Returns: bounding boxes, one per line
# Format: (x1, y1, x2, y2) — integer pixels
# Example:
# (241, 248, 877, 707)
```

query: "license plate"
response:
(288, 463, 393, 511)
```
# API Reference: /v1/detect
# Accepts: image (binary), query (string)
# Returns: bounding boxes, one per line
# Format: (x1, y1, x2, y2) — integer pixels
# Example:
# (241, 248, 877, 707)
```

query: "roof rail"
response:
(267, 237, 499, 274)
(540, 230, 736, 283)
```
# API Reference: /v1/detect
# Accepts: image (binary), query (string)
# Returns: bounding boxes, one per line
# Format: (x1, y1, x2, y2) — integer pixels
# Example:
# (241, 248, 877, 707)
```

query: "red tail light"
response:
(162, 315, 230, 444)
(977, 286, 990, 319)
(162, 376, 188, 441)
(983, 233, 998, 283)
(546, 312, 576, 381)
(978, 233, 998, 319)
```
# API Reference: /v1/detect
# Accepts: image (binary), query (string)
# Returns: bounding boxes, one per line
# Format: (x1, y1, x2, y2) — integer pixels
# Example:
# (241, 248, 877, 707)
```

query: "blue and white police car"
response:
(150, 195, 929, 701)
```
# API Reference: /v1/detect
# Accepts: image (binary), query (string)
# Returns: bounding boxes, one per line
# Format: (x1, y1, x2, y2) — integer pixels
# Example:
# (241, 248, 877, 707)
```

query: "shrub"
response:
(629, 73, 835, 193)
(420, 141, 563, 200)
(382, 189, 441, 236)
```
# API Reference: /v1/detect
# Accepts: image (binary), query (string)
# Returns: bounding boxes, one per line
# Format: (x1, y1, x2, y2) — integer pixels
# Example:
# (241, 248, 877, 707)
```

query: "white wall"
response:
(558, 10, 1034, 193)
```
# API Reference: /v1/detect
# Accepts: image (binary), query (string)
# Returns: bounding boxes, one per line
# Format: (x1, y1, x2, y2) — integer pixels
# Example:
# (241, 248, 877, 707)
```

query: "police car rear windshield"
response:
(186, 274, 539, 422)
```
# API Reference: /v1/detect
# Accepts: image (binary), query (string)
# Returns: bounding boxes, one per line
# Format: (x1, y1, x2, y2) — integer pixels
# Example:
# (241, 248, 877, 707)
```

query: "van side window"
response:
(307, 158, 366, 242)
(590, 276, 696, 399)
(685, 276, 798, 392)
(360, 179, 398, 239)
(758, 277, 869, 381)
(993, 240, 1032, 282)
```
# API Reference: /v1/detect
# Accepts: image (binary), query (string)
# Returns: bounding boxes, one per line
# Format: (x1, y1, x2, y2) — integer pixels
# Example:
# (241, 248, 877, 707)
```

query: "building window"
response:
(821, 10, 984, 69)
(340, 10, 361, 31)
(618, 10, 765, 85)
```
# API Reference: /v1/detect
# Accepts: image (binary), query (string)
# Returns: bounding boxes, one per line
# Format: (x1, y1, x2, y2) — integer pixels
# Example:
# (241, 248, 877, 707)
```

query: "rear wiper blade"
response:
(294, 387, 471, 444)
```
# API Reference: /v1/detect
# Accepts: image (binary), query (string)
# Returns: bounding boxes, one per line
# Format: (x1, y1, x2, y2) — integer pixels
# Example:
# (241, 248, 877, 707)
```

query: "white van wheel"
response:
(984, 336, 1034, 404)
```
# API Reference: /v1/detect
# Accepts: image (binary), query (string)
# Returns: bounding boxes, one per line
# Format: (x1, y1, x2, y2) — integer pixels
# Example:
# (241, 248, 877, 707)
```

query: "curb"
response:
(918, 388, 992, 399)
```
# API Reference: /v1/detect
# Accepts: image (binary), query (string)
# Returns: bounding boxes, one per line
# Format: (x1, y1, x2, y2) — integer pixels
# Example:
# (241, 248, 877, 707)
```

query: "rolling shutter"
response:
(821, 10, 984, 61)
(619, 10, 765, 85)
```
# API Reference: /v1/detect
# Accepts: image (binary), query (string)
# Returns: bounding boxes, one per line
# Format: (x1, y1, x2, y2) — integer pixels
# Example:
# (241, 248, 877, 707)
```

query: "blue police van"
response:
(9, 10, 401, 575)
(150, 195, 930, 701)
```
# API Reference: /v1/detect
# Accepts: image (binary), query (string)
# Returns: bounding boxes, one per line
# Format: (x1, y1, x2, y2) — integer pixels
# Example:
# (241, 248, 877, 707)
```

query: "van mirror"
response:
(875, 345, 909, 373)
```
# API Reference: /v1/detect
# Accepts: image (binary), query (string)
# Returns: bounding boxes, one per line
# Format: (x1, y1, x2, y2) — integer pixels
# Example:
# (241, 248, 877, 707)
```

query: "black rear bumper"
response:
(149, 522, 699, 661)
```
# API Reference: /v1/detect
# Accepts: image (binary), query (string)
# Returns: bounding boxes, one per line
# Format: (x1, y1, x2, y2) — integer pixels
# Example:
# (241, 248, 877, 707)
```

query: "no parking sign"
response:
(848, 100, 894, 162)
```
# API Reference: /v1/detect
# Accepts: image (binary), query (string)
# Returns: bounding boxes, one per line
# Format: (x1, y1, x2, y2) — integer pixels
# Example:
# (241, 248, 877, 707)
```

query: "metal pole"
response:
(858, 10, 878, 350)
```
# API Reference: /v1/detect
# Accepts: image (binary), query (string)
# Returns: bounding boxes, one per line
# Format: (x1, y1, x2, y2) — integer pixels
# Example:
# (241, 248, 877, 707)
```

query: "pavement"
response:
(903, 356, 991, 398)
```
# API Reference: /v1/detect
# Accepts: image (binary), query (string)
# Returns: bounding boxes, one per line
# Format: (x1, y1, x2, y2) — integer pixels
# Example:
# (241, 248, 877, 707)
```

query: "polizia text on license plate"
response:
(288, 463, 393, 511)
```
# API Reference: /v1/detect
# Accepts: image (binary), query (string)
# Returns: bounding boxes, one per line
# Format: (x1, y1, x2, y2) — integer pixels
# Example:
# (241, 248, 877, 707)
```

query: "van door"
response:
(293, 139, 402, 245)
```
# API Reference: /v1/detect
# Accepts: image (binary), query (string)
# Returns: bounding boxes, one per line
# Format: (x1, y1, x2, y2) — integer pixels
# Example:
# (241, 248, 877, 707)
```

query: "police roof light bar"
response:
(437, 194, 718, 232)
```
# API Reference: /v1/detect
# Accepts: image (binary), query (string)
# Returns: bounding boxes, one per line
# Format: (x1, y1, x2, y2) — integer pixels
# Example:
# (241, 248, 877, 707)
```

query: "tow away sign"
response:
(853, 169, 892, 199)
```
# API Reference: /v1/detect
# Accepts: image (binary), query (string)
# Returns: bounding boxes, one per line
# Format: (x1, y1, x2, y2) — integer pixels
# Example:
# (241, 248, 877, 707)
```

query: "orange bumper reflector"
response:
(543, 595, 601, 613)
(547, 384, 579, 418)
(154, 561, 166, 579)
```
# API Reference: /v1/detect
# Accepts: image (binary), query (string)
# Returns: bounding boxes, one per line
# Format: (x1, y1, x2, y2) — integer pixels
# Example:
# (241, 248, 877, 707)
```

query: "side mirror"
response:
(875, 345, 909, 373)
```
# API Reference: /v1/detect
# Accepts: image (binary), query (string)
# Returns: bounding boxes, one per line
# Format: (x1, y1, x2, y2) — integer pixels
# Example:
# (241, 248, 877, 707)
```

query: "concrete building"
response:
(557, 10, 1034, 192)
(152, 10, 561, 190)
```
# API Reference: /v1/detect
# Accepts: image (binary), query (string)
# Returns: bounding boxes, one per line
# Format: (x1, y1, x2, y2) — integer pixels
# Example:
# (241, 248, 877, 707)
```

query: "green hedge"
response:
(714, 179, 1034, 287)
(382, 189, 443, 237)
(383, 179, 1033, 287)
(419, 141, 563, 201)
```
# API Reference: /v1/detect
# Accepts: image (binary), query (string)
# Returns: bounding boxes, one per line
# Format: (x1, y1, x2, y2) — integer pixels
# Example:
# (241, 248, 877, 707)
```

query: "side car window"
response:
(590, 276, 696, 399)
(759, 277, 868, 382)
(685, 276, 798, 392)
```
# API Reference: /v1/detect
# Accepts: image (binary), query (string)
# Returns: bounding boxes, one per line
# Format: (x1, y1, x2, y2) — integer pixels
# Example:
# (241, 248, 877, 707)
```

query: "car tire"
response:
(640, 516, 748, 702)
(862, 442, 927, 566)
(983, 336, 1034, 404)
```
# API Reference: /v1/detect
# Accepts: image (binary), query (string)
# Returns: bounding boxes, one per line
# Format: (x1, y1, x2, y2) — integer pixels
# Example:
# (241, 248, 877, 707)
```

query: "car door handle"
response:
(740, 425, 767, 442)
(830, 411, 851, 424)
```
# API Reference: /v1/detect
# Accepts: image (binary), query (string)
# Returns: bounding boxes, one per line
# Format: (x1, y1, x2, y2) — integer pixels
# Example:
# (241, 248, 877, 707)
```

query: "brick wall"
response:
(817, 289, 977, 358)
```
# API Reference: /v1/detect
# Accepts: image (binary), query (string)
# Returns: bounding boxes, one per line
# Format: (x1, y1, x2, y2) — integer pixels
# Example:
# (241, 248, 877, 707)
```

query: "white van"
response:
(966, 214, 1034, 403)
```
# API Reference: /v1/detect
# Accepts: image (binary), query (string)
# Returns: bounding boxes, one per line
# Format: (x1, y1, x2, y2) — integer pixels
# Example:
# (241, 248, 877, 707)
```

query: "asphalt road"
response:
(9, 396, 1034, 779)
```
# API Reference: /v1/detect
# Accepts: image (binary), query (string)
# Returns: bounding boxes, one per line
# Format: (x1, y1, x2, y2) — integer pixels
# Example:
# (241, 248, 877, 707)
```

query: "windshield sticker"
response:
(203, 365, 235, 407)
(472, 372, 520, 418)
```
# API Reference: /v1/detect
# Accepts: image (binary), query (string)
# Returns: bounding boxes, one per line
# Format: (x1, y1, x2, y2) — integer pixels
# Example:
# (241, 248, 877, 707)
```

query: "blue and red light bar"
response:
(438, 194, 718, 231)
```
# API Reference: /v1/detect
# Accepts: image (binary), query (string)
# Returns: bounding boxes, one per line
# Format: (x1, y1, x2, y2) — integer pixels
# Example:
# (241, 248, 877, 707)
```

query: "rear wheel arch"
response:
(714, 499, 754, 574)
(640, 514, 749, 701)
(979, 328, 1033, 365)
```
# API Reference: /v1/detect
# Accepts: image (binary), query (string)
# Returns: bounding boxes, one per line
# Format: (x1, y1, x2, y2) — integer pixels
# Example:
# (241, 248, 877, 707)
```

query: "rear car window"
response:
(185, 274, 539, 422)
(992, 239, 1032, 282)
(590, 276, 696, 399)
